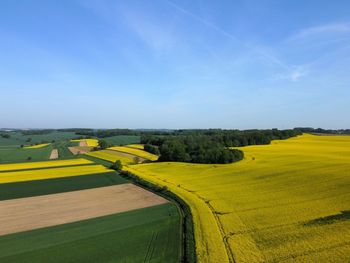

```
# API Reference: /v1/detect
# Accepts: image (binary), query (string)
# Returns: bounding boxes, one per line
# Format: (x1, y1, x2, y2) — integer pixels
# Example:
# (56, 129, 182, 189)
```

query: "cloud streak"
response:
(288, 22, 350, 41)
(165, 0, 291, 71)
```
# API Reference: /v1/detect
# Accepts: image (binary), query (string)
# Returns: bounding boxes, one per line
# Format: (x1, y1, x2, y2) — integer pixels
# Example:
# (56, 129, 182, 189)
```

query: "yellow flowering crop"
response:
(0, 158, 93, 172)
(108, 146, 158, 161)
(71, 139, 99, 147)
(0, 164, 112, 184)
(125, 144, 145, 150)
(24, 143, 50, 149)
(86, 150, 135, 165)
(124, 134, 350, 263)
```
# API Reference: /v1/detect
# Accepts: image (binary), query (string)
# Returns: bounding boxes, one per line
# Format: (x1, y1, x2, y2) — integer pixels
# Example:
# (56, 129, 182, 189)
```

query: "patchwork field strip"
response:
(0, 158, 93, 172)
(85, 150, 136, 164)
(68, 146, 90, 155)
(71, 139, 98, 147)
(0, 184, 168, 236)
(125, 144, 145, 150)
(24, 143, 50, 149)
(0, 164, 111, 184)
(108, 146, 158, 161)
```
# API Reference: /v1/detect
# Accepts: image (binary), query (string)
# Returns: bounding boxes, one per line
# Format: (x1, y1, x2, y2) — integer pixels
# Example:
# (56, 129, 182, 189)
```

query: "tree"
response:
(98, 139, 108, 149)
(111, 160, 122, 171)
(0, 133, 10, 139)
(144, 144, 160, 155)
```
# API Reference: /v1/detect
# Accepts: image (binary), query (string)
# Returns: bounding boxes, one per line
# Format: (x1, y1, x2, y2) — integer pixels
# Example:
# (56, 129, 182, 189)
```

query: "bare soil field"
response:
(79, 141, 88, 147)
(0, 184, 167, 236)
(68, 146, 90, 155)
(49, 149, 58, 159)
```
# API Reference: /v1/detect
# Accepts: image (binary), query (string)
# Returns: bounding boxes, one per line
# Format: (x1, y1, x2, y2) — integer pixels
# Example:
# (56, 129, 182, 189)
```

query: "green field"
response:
(52, 140, 74, 159)
(0, 203, 181, 263)
(0, 131, 78, 146)
(0, 171, 127, 201)
(103, 135, 140, 146)
(0, 146, 53, 163)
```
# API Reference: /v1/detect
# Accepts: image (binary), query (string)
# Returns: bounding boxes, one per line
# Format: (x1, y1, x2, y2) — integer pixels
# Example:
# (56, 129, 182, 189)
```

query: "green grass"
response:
(103, 135, 140, 146)
(0, 171, 127, 201)
(80, 155, 113, 167)
(0, 203, 181, 263)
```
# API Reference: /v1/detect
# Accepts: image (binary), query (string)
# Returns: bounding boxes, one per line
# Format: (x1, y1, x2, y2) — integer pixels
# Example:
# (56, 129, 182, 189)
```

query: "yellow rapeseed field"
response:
(0, 158, 93, 172)
(124, 134, 350, 263)
(125, 144, 145, 150)
(86, 150, 135, 165)
(0, 164, 111, 184)
(71, 139, 99, 147)
(108, 146, 158, 161)
(24, 143, 50, 149)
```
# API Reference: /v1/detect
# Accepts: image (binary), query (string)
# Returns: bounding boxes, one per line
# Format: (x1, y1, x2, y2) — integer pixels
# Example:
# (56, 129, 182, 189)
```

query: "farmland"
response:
(85, 150, 136, 165)
(0, 132, 182, 263)
(125, 134, 350, 262)
(24, 143, 51, 149)
(0, 132, 140, 164)
(0, 164, 112, 184)
(71, 138, 99, 147)
(108, 145, 159, 161)
(0, 203, 180, 263)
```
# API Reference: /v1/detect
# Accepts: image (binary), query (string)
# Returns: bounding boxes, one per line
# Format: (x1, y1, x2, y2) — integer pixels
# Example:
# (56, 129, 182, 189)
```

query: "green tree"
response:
(98, 139, 108, 149)
(111, 160, 122, 171)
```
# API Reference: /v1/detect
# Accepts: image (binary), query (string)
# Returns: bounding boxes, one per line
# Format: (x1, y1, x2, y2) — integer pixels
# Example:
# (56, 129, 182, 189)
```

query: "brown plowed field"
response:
(68, 146, 90, 155)
(0, 184, 167, 236)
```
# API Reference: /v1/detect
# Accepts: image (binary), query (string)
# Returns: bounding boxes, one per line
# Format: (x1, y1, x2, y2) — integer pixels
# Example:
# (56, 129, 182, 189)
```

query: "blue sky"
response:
(0, 0, 349, 129)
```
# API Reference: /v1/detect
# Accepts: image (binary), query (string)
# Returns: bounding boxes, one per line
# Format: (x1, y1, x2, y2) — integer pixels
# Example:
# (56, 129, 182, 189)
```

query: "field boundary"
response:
(120, 170, 196, 263)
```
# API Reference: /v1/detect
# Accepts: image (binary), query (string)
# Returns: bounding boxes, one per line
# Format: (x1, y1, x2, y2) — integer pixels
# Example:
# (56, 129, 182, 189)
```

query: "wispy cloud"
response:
(288, 22, 350, 41)
(119, 7, 177, 53)
(165, 0, 291, 71)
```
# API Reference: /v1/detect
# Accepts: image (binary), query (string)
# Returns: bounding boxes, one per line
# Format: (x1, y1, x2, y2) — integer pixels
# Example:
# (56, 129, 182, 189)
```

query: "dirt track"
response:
(0, 184, 167, 236)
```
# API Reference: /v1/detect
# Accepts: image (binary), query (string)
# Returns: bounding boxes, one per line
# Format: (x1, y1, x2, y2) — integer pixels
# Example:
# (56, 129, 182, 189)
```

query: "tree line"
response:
(140, 129, 302, 164)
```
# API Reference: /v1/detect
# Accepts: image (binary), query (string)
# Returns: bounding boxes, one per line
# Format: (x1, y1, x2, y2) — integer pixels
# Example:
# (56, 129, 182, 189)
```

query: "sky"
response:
(0, 0, 349, 129)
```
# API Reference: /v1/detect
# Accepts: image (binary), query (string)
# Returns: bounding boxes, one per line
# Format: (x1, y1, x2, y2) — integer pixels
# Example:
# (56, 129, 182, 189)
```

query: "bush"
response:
(111, 160, 122, 171)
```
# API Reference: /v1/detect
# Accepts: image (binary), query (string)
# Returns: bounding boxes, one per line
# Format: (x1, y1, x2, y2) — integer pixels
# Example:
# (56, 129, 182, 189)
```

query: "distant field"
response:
(0, 146, 53, 163)
(71, 139, 99, 147)
(0, 131, 78, 147)
(103, 135, 140, 146)
(108, 145, 158, 161)
(126, 144, 145, 149)
(23, 143, 51, 149)
(125, 134, 350, 262)
(85, 150, 136, 165)
(0, 203, 181, 263)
